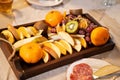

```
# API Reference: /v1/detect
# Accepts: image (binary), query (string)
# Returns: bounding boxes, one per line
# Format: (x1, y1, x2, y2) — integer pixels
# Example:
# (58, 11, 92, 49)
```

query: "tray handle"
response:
(0, 34, 16, 61)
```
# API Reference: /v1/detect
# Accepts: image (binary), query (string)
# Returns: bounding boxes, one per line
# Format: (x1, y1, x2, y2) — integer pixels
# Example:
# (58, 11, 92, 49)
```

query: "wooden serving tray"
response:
(0, 13, 115, 80)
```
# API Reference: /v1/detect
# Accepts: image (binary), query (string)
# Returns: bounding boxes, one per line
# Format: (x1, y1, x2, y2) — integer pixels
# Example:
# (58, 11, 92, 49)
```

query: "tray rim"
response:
(0, 13, 115, 80)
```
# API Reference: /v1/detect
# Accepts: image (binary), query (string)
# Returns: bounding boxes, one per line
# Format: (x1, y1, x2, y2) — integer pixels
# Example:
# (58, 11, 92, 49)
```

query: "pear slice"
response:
(7, 24, 20, 40)
(94, 65, 120, 78)
(58, 31, 75, 46)
(1, 30, 15, 44)
(13, 35, 42, 50)
(42, 50, 51, 63)
(73, 38, 82, 52)
(43, 42, 61, 58)
(59, 39, 72, 54)
(54, 41, 67, 55)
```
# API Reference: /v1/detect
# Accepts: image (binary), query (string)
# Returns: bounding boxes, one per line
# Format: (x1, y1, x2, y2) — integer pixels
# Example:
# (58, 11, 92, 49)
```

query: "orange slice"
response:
(79, 37, 87, 48)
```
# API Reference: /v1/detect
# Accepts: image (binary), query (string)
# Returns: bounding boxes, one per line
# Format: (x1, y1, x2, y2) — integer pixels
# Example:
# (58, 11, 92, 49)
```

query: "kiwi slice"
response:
(65, 21, 79, 33)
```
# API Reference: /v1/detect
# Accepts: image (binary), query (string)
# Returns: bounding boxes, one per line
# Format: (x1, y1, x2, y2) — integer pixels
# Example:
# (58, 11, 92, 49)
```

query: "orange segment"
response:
(90, 27, 110, 46)
(79, 37, 87, 48)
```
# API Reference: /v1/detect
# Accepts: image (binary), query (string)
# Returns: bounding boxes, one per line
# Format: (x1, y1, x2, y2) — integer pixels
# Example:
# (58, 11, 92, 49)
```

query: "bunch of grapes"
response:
(78, 22, 97, 45)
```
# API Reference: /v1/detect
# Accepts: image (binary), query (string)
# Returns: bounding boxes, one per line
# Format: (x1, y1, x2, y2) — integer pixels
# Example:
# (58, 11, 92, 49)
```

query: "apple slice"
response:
(7, 24, 20, 40)
(42, 50, 51, 63)
(59, 40, 72, 54)
(73, 38, 82, 52)
(43, 42, 61, 58)
(43, 46, 59, 59)
(48, 34, 63, 41)
(1, 30, 15, 44)
(58, 31, 75, 46)
(53, 41, 67, 55)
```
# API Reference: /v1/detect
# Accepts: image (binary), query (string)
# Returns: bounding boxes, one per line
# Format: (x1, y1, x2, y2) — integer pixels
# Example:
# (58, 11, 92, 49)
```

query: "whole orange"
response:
(90, 27, 110, 46)
(45, 10, 63, 27)
(19, 42, 43, 63)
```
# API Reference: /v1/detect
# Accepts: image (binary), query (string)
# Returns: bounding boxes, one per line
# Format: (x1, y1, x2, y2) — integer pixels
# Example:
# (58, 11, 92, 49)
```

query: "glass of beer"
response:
(0, 0, 13, 14)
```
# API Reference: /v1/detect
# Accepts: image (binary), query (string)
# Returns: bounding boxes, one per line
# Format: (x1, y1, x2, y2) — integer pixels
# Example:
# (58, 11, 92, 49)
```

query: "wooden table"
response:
(0, 0, 120, 80)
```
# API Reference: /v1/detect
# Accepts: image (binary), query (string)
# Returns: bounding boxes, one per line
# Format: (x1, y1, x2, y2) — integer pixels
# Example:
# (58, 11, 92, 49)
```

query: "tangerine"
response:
(19, 42, 43, 63)
(45, 10, 63, 27)
(90, 27, 110, 46)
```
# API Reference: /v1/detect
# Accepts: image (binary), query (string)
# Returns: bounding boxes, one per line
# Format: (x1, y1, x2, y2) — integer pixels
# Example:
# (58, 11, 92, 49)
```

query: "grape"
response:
(85, 36, 92, 45)
(66, 14, 76, 20)
(62, 19, 68, 25)
(78, 29, 86, 35)
(50, 28, 56, 33)
(86, 26, 94, 33)
(86, 32, 90, 36)
(85, 36, 91, 42)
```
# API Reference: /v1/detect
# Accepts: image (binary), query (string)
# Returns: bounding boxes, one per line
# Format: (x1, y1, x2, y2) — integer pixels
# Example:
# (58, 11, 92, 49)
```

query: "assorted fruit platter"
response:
(0, 9, 115, 80)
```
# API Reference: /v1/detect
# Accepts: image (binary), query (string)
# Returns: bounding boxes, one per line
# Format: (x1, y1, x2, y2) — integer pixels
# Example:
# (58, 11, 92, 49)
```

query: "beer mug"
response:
(0, 0, 13, 14)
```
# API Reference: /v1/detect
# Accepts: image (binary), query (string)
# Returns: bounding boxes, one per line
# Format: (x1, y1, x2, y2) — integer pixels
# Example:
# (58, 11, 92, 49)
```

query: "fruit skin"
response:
(7, 24, 20, 40)
(59, 39, 73, 54)
(45, 10, 63, 27)
(90, 27, 110, 46)
(43, 46, 59, 59)
(42, 50, 51, 63)
(43, 42, 61, 58)
(1, 30, 15, 44)
(54, 41, 67, 55)
(19, 42, 43, 63)
(65, 20, 79, 34)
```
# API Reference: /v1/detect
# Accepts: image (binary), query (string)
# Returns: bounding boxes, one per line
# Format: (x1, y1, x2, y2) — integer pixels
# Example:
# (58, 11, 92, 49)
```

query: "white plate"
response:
(26, 0, 63, 7)
(66, 58, 111, 80)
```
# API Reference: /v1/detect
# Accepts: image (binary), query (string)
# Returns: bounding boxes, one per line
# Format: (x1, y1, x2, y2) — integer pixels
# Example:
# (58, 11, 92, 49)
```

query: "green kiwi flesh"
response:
(65, 21, 78, 33)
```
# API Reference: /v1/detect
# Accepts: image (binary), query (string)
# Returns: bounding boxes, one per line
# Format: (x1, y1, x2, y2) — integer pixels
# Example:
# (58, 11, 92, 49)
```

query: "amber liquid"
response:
(0, 0, 13, 14)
